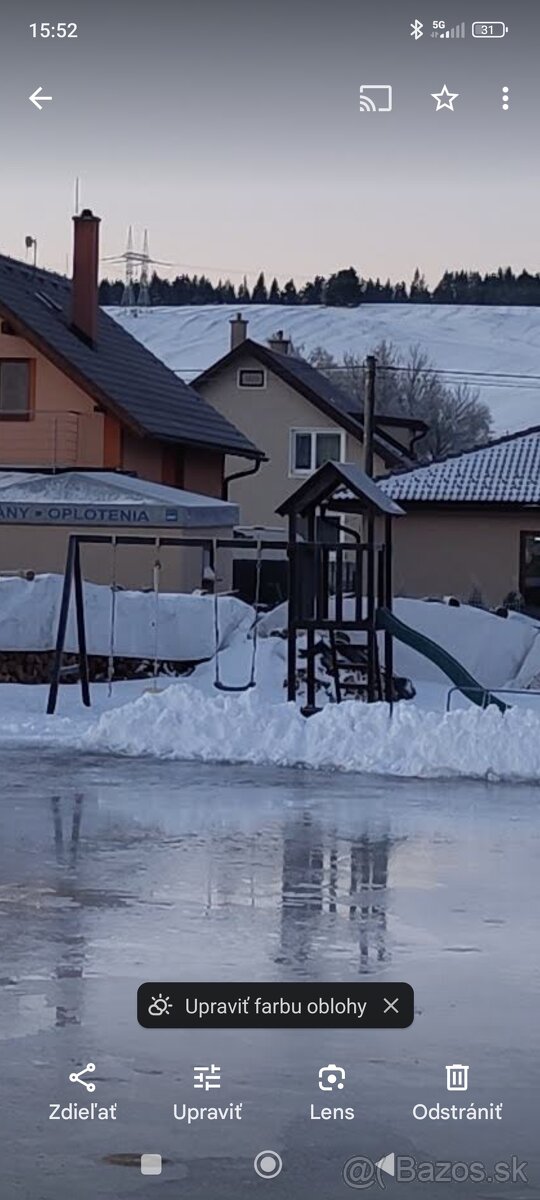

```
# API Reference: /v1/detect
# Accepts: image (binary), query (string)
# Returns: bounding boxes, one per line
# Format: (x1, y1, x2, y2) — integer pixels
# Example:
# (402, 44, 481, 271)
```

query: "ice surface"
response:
(1, 750, 539, 1199)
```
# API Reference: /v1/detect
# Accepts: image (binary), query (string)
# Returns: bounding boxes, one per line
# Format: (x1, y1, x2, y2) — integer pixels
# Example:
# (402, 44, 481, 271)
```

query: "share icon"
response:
(69, 1062, 97, 1092)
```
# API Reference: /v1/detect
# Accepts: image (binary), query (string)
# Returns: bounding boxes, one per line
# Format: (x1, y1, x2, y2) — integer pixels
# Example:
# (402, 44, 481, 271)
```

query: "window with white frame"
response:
(290, 428, 344, 475)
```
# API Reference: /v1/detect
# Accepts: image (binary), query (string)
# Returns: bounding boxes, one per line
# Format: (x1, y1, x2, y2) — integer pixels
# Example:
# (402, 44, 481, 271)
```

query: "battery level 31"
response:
(472, 21, 509, 37)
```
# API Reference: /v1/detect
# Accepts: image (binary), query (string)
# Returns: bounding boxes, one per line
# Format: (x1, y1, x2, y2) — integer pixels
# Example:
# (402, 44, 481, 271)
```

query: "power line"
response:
(166, 364, 540, 388)
(376, 364, 540, 382)
(102, 259, 322, 283)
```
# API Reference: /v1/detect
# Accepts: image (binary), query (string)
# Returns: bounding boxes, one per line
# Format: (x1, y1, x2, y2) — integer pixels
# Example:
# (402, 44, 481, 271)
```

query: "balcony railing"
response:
(0, 410, 104, 469)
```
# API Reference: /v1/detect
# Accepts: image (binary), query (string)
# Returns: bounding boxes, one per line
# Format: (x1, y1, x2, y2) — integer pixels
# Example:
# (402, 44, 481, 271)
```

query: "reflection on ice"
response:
(0, 752, 539, 1198)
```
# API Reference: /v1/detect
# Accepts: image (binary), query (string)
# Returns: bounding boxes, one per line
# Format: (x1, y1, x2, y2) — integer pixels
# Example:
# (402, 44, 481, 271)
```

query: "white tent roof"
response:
(0, 471, 239, 528)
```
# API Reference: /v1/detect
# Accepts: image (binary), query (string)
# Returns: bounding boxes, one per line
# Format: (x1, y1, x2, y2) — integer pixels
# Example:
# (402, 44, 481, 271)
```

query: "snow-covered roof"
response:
(0, 471, 239, 528)
(379, 426, 540, 504)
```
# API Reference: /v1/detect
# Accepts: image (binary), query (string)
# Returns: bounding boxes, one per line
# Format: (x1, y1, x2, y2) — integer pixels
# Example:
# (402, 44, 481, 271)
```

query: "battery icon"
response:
(472, 21, 508, 37)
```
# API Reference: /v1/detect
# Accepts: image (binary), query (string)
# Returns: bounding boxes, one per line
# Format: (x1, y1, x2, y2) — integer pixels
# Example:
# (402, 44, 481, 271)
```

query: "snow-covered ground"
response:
(108, 304, 540, 433)
(2, 582, 540, 782)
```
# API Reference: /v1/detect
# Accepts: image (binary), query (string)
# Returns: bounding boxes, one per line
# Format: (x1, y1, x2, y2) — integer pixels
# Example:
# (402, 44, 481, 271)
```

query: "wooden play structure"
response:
(278, 461, 506, 715)
(277, 462, 406, 714)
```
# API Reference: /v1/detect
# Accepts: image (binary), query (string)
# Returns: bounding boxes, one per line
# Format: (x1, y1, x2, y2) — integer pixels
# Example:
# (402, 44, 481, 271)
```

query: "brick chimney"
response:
(71, 209, 100, 346)
(268, 330, 291, 355)
(230, 312, 248, 351)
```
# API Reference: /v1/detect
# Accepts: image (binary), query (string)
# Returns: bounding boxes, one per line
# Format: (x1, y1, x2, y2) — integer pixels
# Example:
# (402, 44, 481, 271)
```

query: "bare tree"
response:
(309, 341, 492, 461)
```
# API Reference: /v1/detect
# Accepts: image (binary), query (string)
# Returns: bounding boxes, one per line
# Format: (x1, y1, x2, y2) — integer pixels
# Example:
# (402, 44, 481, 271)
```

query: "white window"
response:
(237, 368, 266, 389)
(290, 428, 345, 476)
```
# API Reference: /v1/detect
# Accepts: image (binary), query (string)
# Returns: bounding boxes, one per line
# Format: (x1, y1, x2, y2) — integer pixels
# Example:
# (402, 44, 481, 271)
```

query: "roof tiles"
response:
(380, 426, 540, 504)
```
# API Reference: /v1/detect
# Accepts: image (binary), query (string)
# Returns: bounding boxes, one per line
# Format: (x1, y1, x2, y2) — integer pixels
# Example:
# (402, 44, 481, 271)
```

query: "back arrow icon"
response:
(29, 87, 52, 110)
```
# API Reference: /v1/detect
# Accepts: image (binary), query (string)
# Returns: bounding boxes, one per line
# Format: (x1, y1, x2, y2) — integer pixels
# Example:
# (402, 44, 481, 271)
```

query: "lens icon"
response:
(254, 1151, 283, 1179)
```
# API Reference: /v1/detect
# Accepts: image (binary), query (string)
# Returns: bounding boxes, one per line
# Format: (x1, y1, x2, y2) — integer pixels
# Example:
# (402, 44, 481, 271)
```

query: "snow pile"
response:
(258, 598, 536, 688)
(388, 600, 535, 688)
(509, 637, 540, 690)
(82, 683, 540, 781)
(2, 585, 540, 780)
(0, 574, 251, 660)
(107, 303, 540, 433)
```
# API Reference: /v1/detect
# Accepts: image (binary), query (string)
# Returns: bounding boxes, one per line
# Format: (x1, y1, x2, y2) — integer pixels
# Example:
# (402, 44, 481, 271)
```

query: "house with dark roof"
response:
(193, 315, 426, 531)
(0, 212, 262, 496)
(379, 426, 540, 609)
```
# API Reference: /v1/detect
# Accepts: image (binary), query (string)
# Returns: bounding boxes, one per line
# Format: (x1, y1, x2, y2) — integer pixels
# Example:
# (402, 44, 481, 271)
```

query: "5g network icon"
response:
(359, 84, 393, 113)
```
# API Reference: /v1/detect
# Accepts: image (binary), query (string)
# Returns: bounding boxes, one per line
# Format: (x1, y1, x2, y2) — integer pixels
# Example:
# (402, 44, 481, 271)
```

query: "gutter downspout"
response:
(222, 456, 266, 501)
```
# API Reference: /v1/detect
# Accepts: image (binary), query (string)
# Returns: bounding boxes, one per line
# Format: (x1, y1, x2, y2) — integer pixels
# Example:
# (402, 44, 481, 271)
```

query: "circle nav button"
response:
(254, 1151, 283, 1179)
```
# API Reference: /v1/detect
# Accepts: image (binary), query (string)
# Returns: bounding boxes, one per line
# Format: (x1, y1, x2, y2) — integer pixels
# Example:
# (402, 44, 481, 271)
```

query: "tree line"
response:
(99, 266, 540, 307)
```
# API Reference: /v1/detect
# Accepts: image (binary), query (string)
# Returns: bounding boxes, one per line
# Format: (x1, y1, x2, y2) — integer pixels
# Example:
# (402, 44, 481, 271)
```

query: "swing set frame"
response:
(46, 531, 286, 714)
(46, 472, 400, 719)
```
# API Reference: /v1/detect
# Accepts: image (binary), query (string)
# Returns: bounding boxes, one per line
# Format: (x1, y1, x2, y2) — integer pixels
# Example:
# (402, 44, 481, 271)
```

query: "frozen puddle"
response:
(0, 751, 539, 1200)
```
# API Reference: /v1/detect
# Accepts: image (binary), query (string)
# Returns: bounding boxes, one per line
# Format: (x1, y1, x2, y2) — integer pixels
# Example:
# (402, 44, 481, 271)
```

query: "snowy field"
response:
(108, 303, 540, 433)
(2, 576, 540, 782)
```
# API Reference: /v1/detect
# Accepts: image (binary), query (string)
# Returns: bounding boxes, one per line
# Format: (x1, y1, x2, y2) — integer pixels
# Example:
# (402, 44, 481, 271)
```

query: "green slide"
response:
(376, 607, 508, 713)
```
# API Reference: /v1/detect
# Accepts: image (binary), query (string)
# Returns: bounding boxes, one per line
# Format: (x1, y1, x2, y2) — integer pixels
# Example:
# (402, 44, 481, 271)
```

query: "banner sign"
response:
(0, 504, 181, 526)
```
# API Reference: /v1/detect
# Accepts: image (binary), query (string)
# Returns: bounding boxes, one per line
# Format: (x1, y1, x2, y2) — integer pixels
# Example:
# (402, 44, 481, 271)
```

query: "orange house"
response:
(0, 211, 262, 495)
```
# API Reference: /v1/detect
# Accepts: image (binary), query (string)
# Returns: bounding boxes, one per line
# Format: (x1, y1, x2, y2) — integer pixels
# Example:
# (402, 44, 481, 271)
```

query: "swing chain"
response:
(107, 535, 118, 697)
(213, 539, 263, 692)
(153, 538, 162, 682)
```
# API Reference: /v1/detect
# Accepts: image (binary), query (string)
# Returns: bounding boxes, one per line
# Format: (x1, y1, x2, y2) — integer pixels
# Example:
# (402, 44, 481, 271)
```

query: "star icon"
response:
(431, 84, 459, 111)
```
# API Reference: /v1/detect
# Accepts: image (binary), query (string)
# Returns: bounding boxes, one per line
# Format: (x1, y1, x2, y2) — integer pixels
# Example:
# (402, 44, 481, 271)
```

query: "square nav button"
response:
(141, 1154, 162, 1176)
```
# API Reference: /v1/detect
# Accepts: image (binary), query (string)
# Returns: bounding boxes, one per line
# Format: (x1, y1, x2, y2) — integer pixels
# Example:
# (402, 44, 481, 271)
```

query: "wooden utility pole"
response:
(363, 355, 376, 477)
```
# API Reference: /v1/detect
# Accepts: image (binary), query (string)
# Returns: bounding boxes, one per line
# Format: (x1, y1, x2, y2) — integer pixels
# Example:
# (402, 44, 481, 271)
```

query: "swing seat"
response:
(214, 679, 257, 693)
(212, 540, 263, 694)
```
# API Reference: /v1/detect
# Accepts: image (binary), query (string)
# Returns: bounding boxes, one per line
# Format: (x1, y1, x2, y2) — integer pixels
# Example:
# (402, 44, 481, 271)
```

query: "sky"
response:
(0, 0, 536, 286)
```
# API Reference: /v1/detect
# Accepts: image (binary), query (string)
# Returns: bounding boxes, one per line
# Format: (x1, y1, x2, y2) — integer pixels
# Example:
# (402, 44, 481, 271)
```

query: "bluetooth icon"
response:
(410, 19, 424, 39)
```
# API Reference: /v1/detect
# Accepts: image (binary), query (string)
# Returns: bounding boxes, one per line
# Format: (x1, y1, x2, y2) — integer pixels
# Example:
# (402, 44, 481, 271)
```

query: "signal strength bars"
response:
(432, 22, 466, 38)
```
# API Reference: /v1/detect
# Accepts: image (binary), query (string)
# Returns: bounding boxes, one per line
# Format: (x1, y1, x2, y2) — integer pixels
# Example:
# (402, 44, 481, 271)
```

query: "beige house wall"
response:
(0, 524, 234, 592)
(392, 509, 540, 606)
(0, 328, 105, 467)
(198, 355, 386, 526)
